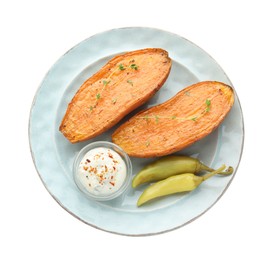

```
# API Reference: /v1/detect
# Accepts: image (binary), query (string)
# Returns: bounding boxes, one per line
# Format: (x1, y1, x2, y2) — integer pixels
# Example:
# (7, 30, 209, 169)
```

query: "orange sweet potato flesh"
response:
(112, 81, 234, 157)
(59, 48, 171, 143)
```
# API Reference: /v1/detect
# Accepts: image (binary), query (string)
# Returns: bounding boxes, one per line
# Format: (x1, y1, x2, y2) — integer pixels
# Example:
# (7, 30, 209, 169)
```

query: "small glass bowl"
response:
(73, 141, 132, 201)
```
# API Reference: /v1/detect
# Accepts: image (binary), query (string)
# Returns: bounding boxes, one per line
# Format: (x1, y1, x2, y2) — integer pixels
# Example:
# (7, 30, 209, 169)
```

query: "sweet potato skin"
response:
(112, 81, 234, 158)
(59, 48, 171, 143)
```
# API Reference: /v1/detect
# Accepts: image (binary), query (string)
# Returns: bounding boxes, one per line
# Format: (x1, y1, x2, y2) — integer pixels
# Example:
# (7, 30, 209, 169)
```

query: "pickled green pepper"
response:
(132, 156, 215, 188)
(137, 165, 233, 207)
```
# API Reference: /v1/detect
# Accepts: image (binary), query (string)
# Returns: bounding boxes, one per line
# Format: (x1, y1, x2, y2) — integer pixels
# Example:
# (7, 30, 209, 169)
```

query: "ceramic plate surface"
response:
(29, 27, 244, 236)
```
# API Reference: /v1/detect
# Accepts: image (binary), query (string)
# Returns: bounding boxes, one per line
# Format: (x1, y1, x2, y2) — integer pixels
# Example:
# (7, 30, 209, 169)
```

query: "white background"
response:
(1, 0, 272, 259)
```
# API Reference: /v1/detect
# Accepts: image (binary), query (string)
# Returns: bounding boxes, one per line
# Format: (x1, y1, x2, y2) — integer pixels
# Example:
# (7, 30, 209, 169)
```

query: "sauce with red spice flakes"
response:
(76, 147, 127, 196)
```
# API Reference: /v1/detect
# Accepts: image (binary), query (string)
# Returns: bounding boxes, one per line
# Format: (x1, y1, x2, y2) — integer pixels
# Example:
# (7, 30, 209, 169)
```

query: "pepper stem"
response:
(218, 166, 234, 176)
(199, 162, 215, 172)
(202, 164, 228, 181)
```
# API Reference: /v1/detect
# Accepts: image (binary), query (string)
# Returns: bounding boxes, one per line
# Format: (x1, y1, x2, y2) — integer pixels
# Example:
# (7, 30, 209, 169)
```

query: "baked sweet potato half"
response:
(59, 48, 171, 143)
(112, 81, 234, 157)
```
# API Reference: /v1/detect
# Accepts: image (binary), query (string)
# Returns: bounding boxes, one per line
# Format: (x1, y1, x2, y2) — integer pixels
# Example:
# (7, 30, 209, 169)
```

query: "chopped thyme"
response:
(205, 99, 211, 112)
(89, 106, 93, 111)
(127, 80, 133, 86)
(155, 115, 159, 123)
(103, 80, 110, 86)
(136, 98, 211, 123)
(96, 93, 101, 100)
(130, 64, 138, 70)
(118, 64, 125, 70)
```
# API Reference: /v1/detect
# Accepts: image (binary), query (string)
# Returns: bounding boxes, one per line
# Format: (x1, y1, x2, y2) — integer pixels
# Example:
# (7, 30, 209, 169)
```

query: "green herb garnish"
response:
(205, 99, 211, 112)
(130, 64, 138, 70)
(96, 93, 101, 100)
(89, 106, 93, 111)
(103, 80, 110, 86)
(112, 98, 117, 104)
(118, 64, 125, 70)
(127, 80, 133, 86)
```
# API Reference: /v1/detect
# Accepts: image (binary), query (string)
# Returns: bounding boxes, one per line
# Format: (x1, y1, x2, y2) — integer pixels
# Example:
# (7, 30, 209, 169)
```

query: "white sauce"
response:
(76, 147, 127, 196)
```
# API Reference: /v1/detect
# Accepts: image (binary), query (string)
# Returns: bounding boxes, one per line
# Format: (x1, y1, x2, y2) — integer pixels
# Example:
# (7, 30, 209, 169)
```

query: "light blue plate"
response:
(29, 27, 244, 236)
